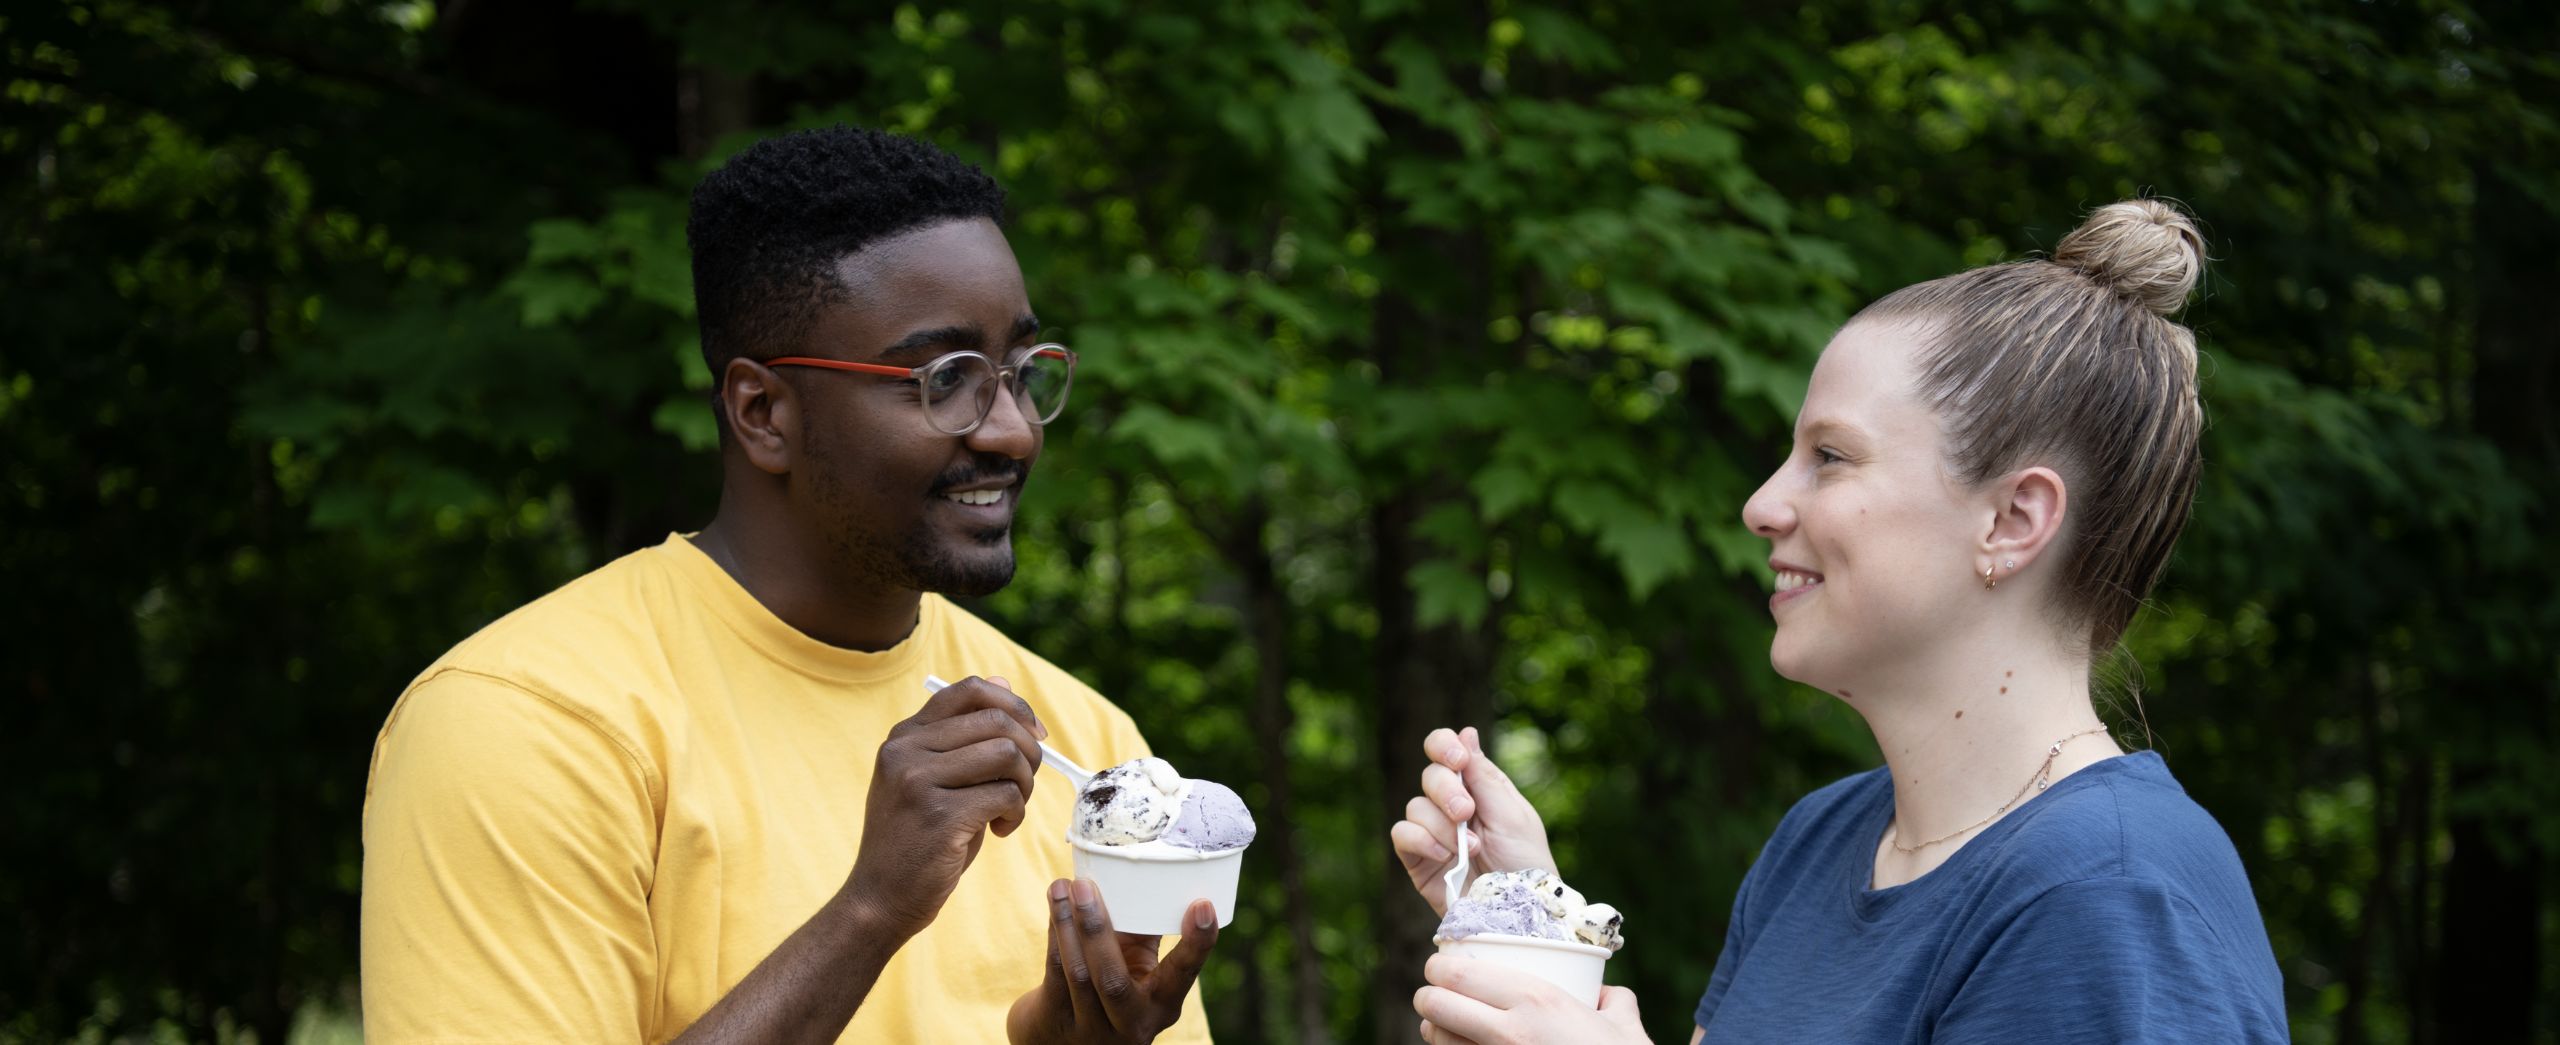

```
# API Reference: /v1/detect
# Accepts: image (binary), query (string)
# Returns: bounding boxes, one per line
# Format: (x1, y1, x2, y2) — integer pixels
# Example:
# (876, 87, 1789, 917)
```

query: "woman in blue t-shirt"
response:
(1393, 199, 2288, 1043)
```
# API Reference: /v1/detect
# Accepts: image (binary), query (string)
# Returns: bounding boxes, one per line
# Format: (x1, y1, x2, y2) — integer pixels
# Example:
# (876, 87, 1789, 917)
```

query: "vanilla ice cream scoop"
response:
(1072, 757, 1187, 844)
(1070, 756, 1258, 852)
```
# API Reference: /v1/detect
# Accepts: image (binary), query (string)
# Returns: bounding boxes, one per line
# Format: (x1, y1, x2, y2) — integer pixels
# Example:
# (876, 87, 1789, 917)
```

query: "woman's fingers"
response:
(1425, 953, 1565, 1011)
(1404, 794, 1457, 848)
(1392, 817, 1454, 871)
(1599, 985, 1645, 1026)
(1423, 727, 1470, 772)
(1418, 1018, 1484, 1045)
(1421, 761, 1475, 823)
(1414, 985, 1508, 1045)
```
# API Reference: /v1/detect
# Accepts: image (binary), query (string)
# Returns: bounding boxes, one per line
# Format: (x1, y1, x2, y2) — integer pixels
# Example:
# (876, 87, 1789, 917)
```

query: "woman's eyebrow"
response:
(1797, 418, 1871, 443)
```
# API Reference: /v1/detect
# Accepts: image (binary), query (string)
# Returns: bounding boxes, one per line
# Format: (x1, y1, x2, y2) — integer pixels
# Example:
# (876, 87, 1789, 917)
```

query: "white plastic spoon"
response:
(1443, 820, 1478, 906)
(923, 674, 1094, 788)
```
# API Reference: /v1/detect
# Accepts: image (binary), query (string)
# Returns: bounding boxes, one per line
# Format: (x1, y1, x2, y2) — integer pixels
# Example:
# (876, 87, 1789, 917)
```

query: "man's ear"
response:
(1980, 465, 2068, 582)
(720, 358, 796, 476)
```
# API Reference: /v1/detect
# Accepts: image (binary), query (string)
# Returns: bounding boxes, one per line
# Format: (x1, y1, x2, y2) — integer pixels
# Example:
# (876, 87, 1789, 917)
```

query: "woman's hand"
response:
(1390, 726, 1560, 915)
(1413, 954, 1651, 1045)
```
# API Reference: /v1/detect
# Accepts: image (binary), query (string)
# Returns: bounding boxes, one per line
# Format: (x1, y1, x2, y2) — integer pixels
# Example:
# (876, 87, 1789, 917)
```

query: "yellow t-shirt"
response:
(360, 534, 1212, 1043)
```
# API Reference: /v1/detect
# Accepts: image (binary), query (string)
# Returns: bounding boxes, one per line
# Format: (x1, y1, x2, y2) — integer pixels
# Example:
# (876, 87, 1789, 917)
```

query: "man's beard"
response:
(815, 496, 1015, 598)
(895, 519, 1016, 597)
(806, 444, 1021, 598)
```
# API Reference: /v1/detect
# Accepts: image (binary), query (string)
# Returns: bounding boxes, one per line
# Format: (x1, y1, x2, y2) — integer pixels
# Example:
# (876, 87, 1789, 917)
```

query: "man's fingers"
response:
(1148, 899, 1222, 1010)
(1052, 878, 1106, 1028)
(1414, 984, 1508, 1045)
(1036, 880, 1074, 1019)
(947, 777, 1032, 839)
(913, 705, 1045, 775)
(1424, 952, 1553, 1010)
(1070, 879, 1144, 1027)
(1422, 762, 1475, 823)
(918, 732, 1039, 803)
(917, 675, 1047, 741)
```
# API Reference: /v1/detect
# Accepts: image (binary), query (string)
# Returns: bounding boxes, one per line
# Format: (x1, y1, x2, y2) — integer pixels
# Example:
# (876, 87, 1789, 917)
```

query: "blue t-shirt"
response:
(1694, 752, 2287, 1043)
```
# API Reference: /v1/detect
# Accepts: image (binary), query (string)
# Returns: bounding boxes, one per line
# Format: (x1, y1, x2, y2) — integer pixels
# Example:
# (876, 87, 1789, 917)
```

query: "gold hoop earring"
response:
(1983, 563, 1998, 590)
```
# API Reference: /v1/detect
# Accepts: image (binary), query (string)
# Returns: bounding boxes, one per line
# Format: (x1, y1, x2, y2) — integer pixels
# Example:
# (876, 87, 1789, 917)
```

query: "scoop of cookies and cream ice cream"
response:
(1070, 757, 1256, 852)
(1436, 868, 1623, 951)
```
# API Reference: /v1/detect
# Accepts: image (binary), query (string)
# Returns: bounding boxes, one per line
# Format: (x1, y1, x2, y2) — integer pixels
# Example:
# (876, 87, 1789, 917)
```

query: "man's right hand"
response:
(844, 674, 1048, 938)
(1390, 726, 1560, 915)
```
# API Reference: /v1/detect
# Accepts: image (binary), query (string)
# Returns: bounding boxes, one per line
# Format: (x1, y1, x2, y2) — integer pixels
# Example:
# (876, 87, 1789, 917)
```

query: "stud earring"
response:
(2005, 559, 2016, 569)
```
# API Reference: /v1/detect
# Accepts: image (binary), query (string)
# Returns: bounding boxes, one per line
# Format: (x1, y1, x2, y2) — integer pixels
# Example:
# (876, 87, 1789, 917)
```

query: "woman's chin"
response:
(1767, 637, 1811, 686)
(1767, 636, 1845, 698)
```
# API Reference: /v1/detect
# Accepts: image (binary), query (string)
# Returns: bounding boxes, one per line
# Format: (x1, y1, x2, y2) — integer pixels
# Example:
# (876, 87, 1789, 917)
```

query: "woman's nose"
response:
(1741, 465, 1794, 538)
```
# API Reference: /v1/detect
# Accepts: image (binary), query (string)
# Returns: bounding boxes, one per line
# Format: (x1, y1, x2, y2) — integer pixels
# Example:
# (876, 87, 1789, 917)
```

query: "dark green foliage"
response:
(4, 1, 2553, 1042)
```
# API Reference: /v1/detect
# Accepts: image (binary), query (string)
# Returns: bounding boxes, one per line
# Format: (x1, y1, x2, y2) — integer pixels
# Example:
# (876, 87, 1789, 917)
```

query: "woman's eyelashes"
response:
(1812, 445, 1847, 467)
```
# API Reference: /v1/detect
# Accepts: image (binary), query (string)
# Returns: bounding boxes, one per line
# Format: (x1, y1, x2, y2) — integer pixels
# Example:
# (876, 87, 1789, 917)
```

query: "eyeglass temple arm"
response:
(761, 357, 919, 376)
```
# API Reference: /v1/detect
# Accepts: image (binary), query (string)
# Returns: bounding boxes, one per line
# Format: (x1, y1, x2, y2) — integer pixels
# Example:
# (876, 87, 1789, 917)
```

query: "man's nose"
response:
(965, 385, 1038, 459)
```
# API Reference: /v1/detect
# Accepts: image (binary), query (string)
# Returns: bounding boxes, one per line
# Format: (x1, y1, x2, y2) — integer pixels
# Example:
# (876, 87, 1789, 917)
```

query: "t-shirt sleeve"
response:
(361, 669, 662, 1044)
(1933, 876, 2282, 1044)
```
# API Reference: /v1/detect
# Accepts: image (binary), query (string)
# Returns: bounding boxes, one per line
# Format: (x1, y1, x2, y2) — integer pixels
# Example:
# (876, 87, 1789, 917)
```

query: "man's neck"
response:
(1849, 627, 2118, 885)
(692, 509, 925, 653)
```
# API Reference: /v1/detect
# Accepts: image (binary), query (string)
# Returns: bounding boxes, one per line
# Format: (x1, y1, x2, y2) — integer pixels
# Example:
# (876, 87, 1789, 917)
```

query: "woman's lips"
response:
(1769, 567, 1822, 612)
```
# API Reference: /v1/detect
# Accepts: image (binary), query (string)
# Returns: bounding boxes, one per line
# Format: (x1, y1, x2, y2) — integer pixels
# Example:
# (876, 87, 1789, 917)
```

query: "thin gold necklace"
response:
(1888, 726, 2111, 854)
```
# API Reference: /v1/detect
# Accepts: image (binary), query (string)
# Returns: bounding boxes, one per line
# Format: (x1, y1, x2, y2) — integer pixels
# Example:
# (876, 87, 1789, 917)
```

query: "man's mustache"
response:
(930, 458, 1025, 494)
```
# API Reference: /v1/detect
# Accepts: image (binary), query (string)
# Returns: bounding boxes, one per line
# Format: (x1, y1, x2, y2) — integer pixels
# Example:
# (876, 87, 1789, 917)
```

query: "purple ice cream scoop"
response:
(1435, 875, 1572, 943)
(1160, 779, 1256, 851)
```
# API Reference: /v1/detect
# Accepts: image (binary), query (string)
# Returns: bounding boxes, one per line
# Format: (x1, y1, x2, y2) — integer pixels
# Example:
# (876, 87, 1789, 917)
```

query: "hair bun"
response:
(2053, 199, 2205, 316)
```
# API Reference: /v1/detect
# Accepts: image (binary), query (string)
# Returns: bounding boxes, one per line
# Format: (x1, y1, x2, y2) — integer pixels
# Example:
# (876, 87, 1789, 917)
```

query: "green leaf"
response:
(1473, 464, 1543, 522)
(1409, 558, 1491, 629)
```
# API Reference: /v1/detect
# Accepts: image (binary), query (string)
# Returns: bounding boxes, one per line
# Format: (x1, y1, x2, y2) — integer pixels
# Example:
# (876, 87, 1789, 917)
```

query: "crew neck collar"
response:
(1849, 751, 2167, 919)
(658, 532, 939, 685)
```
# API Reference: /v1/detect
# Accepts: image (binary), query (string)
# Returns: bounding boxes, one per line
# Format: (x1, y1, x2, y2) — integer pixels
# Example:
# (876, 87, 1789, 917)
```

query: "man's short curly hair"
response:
(687, 125, 1007, 378)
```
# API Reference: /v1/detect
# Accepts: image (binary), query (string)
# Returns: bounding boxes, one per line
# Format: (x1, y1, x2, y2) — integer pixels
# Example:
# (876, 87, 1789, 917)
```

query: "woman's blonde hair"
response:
(1857, 199, 2208, 651)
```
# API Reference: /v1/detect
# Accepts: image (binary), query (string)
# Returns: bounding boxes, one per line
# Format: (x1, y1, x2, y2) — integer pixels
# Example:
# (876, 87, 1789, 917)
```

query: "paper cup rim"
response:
(1068, 835, 1251, 862)
(1433, 932, 1614, 959)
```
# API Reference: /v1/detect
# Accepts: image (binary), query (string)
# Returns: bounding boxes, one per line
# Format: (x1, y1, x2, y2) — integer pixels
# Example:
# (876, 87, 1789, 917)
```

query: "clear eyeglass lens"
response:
(922, 354, 1000, 433)
(1015, 352, 1072, 421)
(919, 348, 1074, 432)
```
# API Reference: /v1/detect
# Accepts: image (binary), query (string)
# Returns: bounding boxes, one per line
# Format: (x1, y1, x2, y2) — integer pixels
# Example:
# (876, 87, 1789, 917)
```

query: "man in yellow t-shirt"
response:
(361, 126, 1219, 1044)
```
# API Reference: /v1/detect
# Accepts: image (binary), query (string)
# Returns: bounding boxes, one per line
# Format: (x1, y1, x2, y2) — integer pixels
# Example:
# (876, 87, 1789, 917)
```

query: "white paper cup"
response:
(1069, 836, 1247, 936)
(1432, 932, 1612, 1008)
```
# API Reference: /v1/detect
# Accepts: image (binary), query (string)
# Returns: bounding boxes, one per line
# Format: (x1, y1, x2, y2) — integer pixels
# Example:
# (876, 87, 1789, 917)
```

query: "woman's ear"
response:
(721, 358, 797, 476)
(1980, 466, 2067, 585)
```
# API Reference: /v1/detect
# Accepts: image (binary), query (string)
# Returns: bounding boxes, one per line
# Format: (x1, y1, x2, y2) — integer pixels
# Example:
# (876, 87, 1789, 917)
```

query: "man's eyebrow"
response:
(874, 325, 984, 363)
(872, 315, 1043, 364)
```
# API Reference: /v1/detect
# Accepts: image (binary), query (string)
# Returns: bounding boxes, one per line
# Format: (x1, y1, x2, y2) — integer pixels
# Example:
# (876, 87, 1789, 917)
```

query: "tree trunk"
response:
(2434, 68, 2558, 1038)
(1225, 501, 1332, 1045)
(1367, 489, 1496, 1045)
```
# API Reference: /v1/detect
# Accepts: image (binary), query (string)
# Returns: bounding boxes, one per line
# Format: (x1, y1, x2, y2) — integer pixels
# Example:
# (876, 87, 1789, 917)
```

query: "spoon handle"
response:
(1442, 821, 1475, 902)
(923, 675, 1093, 788)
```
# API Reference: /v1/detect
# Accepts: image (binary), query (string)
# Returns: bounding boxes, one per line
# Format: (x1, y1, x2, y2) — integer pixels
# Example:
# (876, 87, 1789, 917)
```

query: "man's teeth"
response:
(1775, 570, 1821, 592)
(944, 488, 1004, 506)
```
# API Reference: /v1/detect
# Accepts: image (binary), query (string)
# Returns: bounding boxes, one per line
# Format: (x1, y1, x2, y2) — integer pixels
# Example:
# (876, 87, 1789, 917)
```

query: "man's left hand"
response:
(1008, 879, 1218, 1044)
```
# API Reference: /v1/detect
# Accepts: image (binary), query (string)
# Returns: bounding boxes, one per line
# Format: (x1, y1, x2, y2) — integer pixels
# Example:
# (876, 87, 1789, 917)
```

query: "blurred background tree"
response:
(4, 1, 2553, 1043)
